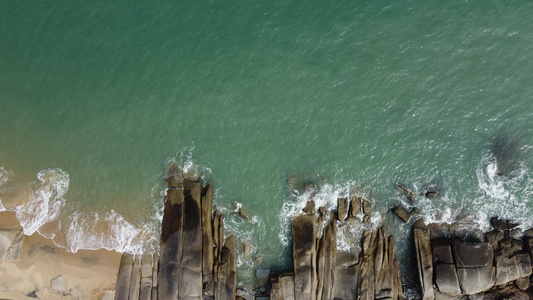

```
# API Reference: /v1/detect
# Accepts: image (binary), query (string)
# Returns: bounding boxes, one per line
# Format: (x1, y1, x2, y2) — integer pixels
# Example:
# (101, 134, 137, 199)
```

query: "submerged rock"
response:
(392, 204, 411, 223)
(395, 183, 416, 203)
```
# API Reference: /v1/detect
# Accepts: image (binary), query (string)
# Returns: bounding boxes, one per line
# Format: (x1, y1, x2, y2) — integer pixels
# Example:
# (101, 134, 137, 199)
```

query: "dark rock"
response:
(456, 266, 495, 295)
(516, 276, 530, 290)
(202, 184, 214, 279)
(434, 264, 461, 297)
(316, 216, 336, 300)
(516, 252, 532, 277)
(215, 235, 237, 300)
(362, 199, 372, 215)
(291, 214, 317, 300)
(165, 163, 184, 188)
(453, 241, 493, 268)
(302, 200, 315, 215)
(349, 195, 362, 217)
(423, 189, 439, 198)
(523, 228, 533, 238)
(431, 238, 454, 265)
(395, 183, 415, 203)
(359, 230, 377, 300)
(287, 176, 305, 195)
(490, 216, 519, 231)
(255, 269, 270, 287)
(392, 204, 411, 223)
(483, 283, 529, 300)
(332, 263, 359, 300)
(509, 228, 523, 240)
(337, 197, 348, 221)
(413, 219, 434, 300)
(486, 230, 505, 251)
(495, 255, 521, 285)
(241, 241, 255, 262)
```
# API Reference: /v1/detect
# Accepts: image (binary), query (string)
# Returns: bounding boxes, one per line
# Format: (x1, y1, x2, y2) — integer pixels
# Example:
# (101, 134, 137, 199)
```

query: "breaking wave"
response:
(0, 167, 160, 255)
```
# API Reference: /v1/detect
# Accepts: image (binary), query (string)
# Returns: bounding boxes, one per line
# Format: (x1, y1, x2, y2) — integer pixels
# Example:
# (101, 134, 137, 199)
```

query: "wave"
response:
(0, 167, 160, 255)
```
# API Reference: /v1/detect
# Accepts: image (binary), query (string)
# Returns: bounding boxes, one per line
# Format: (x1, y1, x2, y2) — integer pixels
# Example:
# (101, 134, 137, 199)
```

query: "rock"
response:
(392, 204, 411, 223)
(359, 230, 377, 300)
(302, 200, 315, 215)
(456, 266, 495, 295)
(253, 256, 263, 268)
(291, 214, 317, 300)
(509, 228, 523, 240)
(165, 163, 184, 188)
(215, 235, 237, 300)
(128, 255, 141, 300)
(516, 253, 532, 277)
(332, 263, 359, 300)
(139, 254, 154, 300)
(0, 227, 24, 261)
(516, 276, 530, 290)
(490, 216, 518, 231)
(395, 183, 415, 203)
(337, 197, 348, 221)
(202, 184, 214, 279)
(232, 202, 251, 220)
(362, 199, 372, 215)
(349, 195, 362, 217)
(423, 189, 439, 198)
(255, 269, 270, 287)
(434, 264, 461, 297)
(486, 229, 505, 251)
(278, 274, 295, 300)
(523, 228, 533, 238)
(483, 284, 529, 300)
(115, 253, 134, 299)
(50, 275, 66, 291)
(316, 215, 336, 300)
(287, 175, 305, 195)
(453, 241, 493, 268)
(374, 227, 395, 299)
(236, 289, 255, 300)
(318, 206, 327, 216)
(431, 238, 454, 265)
(99, 291, 115, 300)
(413, 219, 434, 300)
(494, 255, 520, 285)
(242, 241, 255, 261)
(363, 215, 371, 224)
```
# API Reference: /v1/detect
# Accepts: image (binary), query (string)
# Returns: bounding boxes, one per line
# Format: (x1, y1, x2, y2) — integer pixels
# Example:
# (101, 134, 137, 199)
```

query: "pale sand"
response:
(0, 211, 121, 300)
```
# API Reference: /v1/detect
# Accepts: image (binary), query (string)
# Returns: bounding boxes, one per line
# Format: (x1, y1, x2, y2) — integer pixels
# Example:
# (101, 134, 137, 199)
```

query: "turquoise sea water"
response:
(2, 0, 533, 280)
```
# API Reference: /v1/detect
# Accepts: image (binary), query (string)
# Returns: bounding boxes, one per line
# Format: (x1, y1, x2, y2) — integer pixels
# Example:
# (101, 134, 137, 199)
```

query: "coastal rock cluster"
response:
(115, 164, 237, 300)
(256, 196, 403, 300)
(410, 215, 533, 299)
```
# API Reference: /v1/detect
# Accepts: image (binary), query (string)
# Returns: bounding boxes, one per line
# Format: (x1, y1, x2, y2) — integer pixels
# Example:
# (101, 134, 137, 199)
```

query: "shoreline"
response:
(0, 211, 121, 300)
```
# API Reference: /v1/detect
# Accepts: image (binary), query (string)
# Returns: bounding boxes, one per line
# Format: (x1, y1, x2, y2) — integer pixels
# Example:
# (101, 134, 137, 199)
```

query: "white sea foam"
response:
(277, 181, 379, 250)
(16, 168, 68, 236)
(0, 166, 14, 211)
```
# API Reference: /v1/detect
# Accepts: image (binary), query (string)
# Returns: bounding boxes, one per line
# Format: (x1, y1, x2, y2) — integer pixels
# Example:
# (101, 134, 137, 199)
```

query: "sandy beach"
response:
(0, 211, 121, 300)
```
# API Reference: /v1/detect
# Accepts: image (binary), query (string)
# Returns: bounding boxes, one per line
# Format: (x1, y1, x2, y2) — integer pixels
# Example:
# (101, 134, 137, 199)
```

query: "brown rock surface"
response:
(291, 214, 317, 300)
(413, 219, 434, 300)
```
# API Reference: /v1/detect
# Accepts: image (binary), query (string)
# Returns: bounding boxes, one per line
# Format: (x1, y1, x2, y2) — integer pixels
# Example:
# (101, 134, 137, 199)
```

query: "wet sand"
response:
(0, 211, 121, 300)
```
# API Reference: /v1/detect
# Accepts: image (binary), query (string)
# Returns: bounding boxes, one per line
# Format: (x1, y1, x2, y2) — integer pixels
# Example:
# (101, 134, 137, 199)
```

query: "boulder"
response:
(215, 235, 237, 300)
(0, 227, 24, 261)
(337, 197, 348, 221)
(350, 195, 362, 217)
(316, 216, 336, 300)
(50, 275, 66, 291)
(453, 241, 493, 268)
(516, 276, 530, 290)
(278, 275, 295, 300)
(202, 184, 214, 278)
(434, 264, 461, 297)
(291, 214, 317, 300)
(164, 163, 184, 188)
(486, 230, 505, 251)
(255, 269, 270, 287)
(392, 204, 411, 223)
(115, 253, 134, 299)
(516, 252, 532, 277)
(413, 219, 434, 300)
(483, 284, 529, 300)
(358, 230, 377, 300)
(302, 200, 315, 215)
(395, 183, 415, 203)
(456, 266, 495, 295)
(431, 238, 454, 265)
(242, 241, 255, 262)
(128, 255, 142, 300)
(362, 199, 372, 215)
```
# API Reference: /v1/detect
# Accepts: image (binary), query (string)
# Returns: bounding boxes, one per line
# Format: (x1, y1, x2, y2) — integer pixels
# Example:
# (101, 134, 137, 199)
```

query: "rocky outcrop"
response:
(291, 208, 317, 300)
(413, 219, 434, 300)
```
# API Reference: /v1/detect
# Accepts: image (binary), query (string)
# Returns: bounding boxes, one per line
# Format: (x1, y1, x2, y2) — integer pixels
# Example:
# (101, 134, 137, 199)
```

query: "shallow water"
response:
(1, 1, 533, 279)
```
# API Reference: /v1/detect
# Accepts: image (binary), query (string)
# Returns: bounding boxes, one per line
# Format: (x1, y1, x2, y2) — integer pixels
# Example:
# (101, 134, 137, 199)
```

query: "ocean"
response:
(1, 0, 533, 282)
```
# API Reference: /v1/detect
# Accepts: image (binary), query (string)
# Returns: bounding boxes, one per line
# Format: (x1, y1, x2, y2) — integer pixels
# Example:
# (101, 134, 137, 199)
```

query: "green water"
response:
(2, 0, 533, 277)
